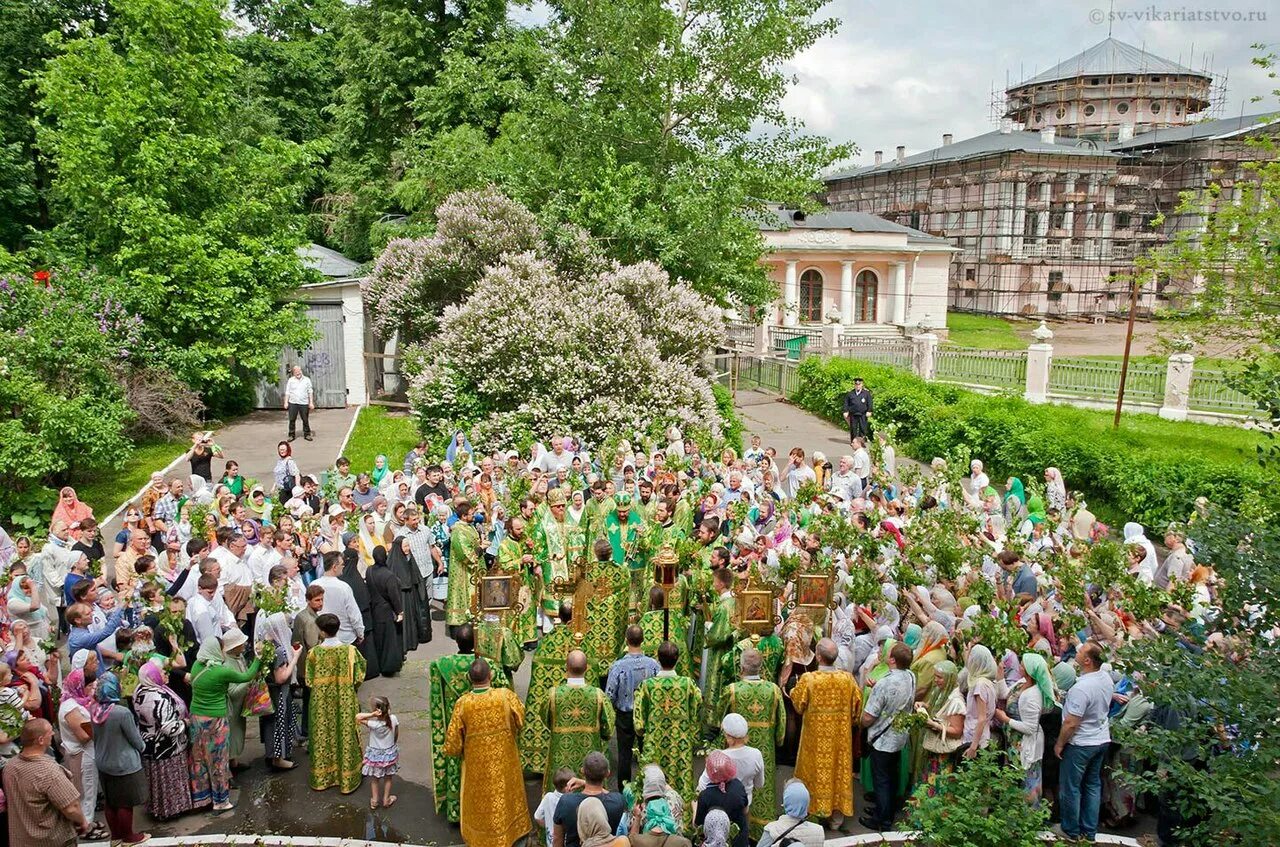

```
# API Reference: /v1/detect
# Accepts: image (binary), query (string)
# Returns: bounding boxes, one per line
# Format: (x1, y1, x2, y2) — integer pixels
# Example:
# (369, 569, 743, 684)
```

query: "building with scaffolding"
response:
(821, 37, 1277, 318)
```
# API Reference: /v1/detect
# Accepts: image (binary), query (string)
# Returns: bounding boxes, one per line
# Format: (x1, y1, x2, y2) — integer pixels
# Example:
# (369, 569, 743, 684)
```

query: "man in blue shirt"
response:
(604, 625, 660, 788)
(859, 641, 917, 831)
(1055, 642, 1114, 843)
(66, 599, 126, 667)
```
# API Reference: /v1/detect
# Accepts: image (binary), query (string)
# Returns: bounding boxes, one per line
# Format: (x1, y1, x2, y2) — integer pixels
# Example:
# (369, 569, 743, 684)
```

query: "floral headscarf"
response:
(63, 669, 108, 723)
(92, 671, 121, 723)
(138, 660, 188, 718)
(926, 659, 960, 714)
(704, 749, 737, 792)
(702, 809, 731, 847)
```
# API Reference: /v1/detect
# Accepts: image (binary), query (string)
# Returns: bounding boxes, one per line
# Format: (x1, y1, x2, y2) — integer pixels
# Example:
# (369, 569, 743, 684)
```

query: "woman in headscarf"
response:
(961, 644, 998, 758)
(445, 430, 473, 465)
(371, 454, 390, 489)
(910, 620, 952, 702)
(639, 764, 687, 835)
(388, 536, 426, 653)
(567, 489, 587, 526)
(341, 546, 382, 681)
(93, 672, 148, 844)
(256, 605, 303, 771)
(188, 474, 215, 507)
(1123, 522, 1159, 584)
(700, 809, 733, 847)
(1044, 467, 1067, 512)
(6, 569, 50, 641)
(365, 545, 405, 677)
(914, 659, 966, 789)
(60, 668, 109, 839)
(777, 611, 817, 767)
(1042, 660, 1075, 805)
(357, 512, 383, 575)
(52, 485, 95, 527)
(1019, 493, 1048, 538)
(995, 652, 1055, 805)
(578, 796, 628, 847)
(695, 750, 749, 847)
(1003, 477, 1027, 524)
(133, 662, 196, 819)
(758, 780, 826, 847)
(189, 632, 260, 810)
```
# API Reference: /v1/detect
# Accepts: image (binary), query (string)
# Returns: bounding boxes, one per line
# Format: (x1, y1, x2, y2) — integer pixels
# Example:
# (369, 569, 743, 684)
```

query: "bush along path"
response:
(787, 356, 1277, 530)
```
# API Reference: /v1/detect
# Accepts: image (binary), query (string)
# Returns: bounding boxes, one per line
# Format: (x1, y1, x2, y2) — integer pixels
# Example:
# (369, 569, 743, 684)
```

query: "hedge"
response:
(791, 356, 1276, 529)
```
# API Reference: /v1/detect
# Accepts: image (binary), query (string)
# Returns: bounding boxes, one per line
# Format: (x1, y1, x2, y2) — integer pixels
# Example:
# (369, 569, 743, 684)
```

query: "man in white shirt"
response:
(850, 438, 871, 491)
(1054, 642, 1113, 843)
(213, 532, 253, 588)
(248, 530, 288, 584)
(283, 364, 315, 442)
(780, 447, 816, 499)
(830, 455, 862, 503)
(534, 435, 575, 475)
(187, 573, 235, 645)
(312, 550, 365, 644)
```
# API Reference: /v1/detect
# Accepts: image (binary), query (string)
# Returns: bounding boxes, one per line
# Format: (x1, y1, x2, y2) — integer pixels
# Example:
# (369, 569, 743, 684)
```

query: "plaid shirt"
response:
(153, 493, 180, 526)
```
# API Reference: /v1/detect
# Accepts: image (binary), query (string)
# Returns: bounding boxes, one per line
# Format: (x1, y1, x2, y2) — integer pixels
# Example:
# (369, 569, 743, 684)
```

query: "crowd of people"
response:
(0, 411, 1226, 847)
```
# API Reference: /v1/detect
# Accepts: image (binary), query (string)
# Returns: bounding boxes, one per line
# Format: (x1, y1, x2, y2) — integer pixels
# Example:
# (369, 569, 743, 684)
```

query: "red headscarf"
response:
(704, 750, 737, 792)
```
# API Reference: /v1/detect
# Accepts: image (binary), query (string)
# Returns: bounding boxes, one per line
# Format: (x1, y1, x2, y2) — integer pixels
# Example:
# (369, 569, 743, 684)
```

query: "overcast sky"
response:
(786, 1, 1277, 168)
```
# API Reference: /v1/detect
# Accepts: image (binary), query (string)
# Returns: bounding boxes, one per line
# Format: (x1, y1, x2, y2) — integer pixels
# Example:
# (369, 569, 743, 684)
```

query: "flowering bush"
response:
(0, 270, 137, 525)
(390, 191, 728, 448)
(363, 186, 542, 342)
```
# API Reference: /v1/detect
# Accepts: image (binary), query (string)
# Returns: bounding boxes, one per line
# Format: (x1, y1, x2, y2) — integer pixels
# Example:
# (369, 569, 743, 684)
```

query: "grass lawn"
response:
(341, 406, 421, 473)
(1085, 410, 1268, 465)
(944, 313, 1028, 350)
(74, 437, 189, 518)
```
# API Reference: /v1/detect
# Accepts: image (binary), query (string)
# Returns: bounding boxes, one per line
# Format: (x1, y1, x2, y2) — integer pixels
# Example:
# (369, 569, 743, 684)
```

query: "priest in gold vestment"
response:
(789, 638, 862, 826)
(442, 658, 530, 847)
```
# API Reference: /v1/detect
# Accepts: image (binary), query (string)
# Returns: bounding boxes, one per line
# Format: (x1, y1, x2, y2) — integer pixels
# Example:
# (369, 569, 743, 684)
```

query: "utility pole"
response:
(1113, 273, 1141, 428)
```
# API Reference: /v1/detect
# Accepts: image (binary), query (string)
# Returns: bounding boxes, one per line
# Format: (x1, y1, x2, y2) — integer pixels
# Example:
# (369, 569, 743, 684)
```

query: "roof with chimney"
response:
(825, 129, 1118, 182)
(1013, 38, 1205, 89)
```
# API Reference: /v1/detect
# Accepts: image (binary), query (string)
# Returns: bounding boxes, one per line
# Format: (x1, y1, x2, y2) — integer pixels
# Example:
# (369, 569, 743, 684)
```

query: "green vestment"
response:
(518, 624, 598, 772)
(305, 643, 366, 794)
(541, 682, 614, 792)
(496, 535, 538, 644)
(702, 591, 737, 731)
(634, 672, 703, 808)
(723, 678, 786, 837)
(446, 522, 481, 626)
(638, 609, 690, 679)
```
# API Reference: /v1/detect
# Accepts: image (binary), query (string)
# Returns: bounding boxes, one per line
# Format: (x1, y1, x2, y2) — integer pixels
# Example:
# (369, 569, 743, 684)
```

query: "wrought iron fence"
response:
(1048, 356, 1166, 405)
(935, 348, 1028, 391)
(1187, 368, 1260, 414)
(725, 321, 755, 349)
(736, 356, 802, 399)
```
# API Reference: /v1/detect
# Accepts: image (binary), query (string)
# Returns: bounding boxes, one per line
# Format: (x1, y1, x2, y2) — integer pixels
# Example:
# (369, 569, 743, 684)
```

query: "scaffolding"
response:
(821, 47, 1266, 318)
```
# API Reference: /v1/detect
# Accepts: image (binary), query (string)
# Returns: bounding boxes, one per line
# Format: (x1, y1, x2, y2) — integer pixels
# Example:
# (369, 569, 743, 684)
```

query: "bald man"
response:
(541, 649, 613, 793)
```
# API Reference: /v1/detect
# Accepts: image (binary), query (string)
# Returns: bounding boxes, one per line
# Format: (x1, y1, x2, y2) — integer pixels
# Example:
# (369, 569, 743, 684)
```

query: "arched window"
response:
(856, 270, 878, 323)
(799, 269, 823, 322)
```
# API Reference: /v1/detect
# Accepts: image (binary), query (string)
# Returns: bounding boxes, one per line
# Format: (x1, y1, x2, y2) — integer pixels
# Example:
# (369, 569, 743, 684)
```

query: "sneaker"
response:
(1051, 824, 1080, 843)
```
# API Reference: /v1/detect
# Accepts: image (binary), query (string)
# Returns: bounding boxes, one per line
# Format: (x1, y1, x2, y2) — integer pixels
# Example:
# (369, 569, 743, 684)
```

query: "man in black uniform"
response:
(842, 377, 873, 441)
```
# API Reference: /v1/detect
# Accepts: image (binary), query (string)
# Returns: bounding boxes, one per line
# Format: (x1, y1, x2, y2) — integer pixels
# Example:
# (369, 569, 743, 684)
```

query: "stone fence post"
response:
(1024, 320, 1053, 404)
(912, 332, 938, 380)
(821, 323, 841, 356)
(1159, 353, 1194, 421)
(753, 322, 770, 355)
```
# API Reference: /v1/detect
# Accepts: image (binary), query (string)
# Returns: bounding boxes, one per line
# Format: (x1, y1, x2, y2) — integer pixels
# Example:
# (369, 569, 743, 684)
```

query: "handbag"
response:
(242, 681, 275, 717)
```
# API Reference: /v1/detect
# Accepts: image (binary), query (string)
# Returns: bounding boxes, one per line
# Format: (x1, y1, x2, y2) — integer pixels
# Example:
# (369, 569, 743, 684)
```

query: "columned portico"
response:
(891, 261, 907, 325)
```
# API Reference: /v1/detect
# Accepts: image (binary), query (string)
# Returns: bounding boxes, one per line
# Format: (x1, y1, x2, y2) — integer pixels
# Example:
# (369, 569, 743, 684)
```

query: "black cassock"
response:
(366, 550, 405, 677)
(388, 542, 428, 651)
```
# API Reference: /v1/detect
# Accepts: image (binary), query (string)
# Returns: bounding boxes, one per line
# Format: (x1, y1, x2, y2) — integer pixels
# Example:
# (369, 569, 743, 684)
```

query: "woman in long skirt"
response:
(256, 609, 303, 769)
(133, 662, 198, 819)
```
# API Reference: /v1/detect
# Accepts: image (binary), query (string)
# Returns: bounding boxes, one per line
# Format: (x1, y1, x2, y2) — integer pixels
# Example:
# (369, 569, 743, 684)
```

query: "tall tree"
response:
(394, 0, 850, 310)
(35, 0, 319, 405)
(323, 0, 507, 259)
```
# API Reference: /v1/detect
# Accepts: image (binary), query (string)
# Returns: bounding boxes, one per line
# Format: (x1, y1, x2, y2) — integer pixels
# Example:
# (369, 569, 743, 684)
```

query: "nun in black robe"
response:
(340, 546, 381, 680)
(366, 545, 405, 677)
(387, 536, 428, 650)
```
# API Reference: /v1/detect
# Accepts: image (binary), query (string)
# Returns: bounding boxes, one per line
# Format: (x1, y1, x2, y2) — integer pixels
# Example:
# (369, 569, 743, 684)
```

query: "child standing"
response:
(356, 696, 399, 809)
(533, 767, 574, 847)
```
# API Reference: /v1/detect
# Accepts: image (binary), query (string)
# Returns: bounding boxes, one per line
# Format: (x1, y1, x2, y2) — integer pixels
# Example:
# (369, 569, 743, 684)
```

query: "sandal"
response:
(384, 795, 397, 808)
(87, 825, 110, 840)
(370, 799, 380, 809)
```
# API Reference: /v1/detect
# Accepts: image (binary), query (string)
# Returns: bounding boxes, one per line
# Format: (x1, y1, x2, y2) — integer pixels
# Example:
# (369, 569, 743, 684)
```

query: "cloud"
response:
(783, 0, 1276, 167)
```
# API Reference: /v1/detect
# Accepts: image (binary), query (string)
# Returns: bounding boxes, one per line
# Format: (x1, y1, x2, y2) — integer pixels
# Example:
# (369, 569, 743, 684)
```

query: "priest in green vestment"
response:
(495, 515, 538, 645)
(603, 493, 646, 614)
(638, 586, 689, 678)
(634, 640, 703, 808)
(702, 567, 738, 733)
(581, 482, 611, 547)
(541, 649, 614, 792)
(446, 499, 482, 629)
(533, 488, 587, 619)
(581, 539, 630, 679)
(722, 648, 786, 838)
(429, 624, 510, 822)
(475, 613, 523, 679)
(720, 630, 784, 689)
(518, 602, 597, 773)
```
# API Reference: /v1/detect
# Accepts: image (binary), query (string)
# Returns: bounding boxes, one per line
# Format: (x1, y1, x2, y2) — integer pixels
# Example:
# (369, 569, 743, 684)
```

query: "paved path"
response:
(100, 408, 358, 554)
(735, 387, 853, 453)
